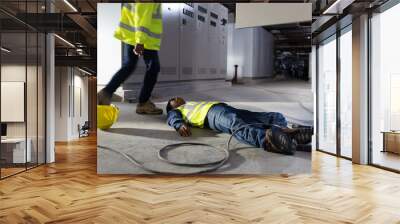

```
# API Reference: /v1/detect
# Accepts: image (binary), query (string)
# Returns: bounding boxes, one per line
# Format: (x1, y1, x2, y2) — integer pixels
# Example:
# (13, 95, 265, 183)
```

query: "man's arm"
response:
(167, 110, 191, 137)
(167, 110, 184, 130)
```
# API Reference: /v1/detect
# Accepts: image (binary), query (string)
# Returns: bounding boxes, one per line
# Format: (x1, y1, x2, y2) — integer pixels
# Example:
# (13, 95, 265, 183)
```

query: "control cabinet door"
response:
(194, 3, 209, 80)
(158, 3, 181, 82)
(207, 3, 220, 79)
(179, 3, 197, 81)
(218, 4, 228, 79)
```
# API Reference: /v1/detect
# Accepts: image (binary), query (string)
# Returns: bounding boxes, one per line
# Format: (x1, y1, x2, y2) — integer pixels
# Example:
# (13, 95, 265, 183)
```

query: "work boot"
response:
(284, 127, 313, 145)
(136, 100, 163, 115)
(264, 126, 297, 155)
(97, 89, 112, 105)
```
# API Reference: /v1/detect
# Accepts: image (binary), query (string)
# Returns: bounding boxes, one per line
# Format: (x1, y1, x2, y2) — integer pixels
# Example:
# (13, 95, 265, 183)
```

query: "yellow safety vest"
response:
(177, 101, 220, 128)
(114, 3, 162, 51)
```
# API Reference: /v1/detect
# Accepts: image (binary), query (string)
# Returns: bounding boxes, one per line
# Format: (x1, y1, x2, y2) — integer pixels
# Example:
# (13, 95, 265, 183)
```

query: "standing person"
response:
(98, 3, 163, 115)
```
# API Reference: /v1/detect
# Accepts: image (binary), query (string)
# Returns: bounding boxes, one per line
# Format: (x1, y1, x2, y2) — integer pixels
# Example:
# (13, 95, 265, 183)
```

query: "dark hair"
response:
(166, 98, 175, 113)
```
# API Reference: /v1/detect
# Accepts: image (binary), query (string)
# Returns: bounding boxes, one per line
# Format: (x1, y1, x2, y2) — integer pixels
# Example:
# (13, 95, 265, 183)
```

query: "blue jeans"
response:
(206, 104, 287, 148)
(104, 43, 160, 103)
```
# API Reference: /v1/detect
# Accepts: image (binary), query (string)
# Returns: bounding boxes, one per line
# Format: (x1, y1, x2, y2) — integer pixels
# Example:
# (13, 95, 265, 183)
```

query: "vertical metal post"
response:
(336, 28, 341, 157)
(232, 64, 238, 84)
(36, 0, 39, 167)
(25, 1, 28, 171)
(0, 20, 2, 179)
(315, 45, 320, 150)
(367, 11, 373, 165)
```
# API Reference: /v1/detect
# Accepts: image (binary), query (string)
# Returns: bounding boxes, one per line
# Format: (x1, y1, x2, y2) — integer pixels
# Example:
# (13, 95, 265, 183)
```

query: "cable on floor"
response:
(98, 123, 291, 174)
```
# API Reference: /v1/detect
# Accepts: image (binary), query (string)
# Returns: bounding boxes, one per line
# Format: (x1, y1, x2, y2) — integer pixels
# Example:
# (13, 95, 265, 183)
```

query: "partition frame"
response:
(316, 0, 400, 173)
(0, 0, 47, 180)
(315, 22, 353, 161)
(367, 0, 400, 173)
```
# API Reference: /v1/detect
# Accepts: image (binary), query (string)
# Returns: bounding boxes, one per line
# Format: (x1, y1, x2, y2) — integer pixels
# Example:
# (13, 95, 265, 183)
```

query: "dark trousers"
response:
(206, 104, 288, 148)
(104, 43, 160, 103)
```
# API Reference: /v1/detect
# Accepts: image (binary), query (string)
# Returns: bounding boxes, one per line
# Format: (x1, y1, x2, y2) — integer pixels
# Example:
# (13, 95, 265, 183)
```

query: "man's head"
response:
(166, 97, 186, 113)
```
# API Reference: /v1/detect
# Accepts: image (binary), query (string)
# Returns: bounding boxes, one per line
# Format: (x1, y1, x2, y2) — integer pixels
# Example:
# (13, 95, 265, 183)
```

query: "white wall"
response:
(72, 74, 89, 138)
(1, 63, 47, 164)
(227, 23, 274, 79)
(97, 3, 121, 86)
(55, 67, 69, 141)
(55, 67, 89, 141)
(235, 3, 312, 28)
(1, 65, 41, 136)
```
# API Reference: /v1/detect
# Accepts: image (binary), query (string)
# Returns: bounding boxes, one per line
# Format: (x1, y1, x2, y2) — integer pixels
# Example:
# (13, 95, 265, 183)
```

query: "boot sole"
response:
(283, 128, 312, 145)
(136, 110, 163, 115)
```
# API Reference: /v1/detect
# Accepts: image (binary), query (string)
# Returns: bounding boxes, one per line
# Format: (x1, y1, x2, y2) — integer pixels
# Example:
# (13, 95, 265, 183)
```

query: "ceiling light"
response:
(78, 67, 92, 76)
(63, 0, 78, 12)
(323, 0, 341, 14)
(54, 34, 75, 48)
(322, 0, 355, 15)
(1, 47, 11, 53)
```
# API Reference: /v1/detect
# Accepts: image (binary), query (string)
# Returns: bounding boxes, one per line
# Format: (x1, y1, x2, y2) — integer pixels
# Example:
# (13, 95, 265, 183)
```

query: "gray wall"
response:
(227, 19, 274, 79)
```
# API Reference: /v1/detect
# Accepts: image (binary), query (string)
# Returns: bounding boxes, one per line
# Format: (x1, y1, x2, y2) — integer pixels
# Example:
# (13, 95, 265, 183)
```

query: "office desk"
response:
(382, 131, 400, 154)
(1, 138, 31, 163)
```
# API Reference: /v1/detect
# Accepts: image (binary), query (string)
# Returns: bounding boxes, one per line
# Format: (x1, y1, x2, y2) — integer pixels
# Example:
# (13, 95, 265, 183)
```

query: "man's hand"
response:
(133, 44, 144, 56)
(178, 124, 191, 137)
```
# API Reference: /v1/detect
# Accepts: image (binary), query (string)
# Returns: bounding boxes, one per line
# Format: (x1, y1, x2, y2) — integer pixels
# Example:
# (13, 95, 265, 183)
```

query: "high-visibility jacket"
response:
(176, 101, 220, 128)
(114, 3, 162, 51)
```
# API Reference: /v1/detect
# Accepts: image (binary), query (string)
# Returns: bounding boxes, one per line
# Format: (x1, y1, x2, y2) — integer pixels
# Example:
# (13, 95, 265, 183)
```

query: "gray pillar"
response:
(311, 45, 317, 150)
(352, 14, 369, 164)
(46, 1, 55, 163)
(46, 33, 55, 163)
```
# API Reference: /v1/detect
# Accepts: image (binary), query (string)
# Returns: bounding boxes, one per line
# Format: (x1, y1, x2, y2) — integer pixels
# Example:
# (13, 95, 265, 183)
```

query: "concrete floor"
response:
(98, 80, 313, 174)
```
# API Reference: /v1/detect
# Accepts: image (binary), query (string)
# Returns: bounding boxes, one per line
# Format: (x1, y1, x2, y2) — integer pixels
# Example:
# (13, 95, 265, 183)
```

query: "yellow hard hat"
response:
(97, 104, 120, 130)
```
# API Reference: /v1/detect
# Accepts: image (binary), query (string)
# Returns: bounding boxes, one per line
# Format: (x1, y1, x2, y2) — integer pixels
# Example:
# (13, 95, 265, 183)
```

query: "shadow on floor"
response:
(105, 127, 220, 141)
(216, 147, 248, 172)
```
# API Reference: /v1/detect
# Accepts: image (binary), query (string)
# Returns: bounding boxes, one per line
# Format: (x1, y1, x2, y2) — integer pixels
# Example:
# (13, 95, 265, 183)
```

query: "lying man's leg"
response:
(225, 106, 288, 127)
(230, 106, 312, 145)
(209, 104, 297, 155)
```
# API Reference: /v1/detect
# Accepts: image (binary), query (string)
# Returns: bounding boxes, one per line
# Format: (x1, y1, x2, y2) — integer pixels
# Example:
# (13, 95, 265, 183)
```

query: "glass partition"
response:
(317, 35, 337, 154)
(370, 3, 400, 171)
(0, 1, 46, 179)
(27, 30, 38, 169)
(339, 27, 352, 158)
(1, 30, 28, 178)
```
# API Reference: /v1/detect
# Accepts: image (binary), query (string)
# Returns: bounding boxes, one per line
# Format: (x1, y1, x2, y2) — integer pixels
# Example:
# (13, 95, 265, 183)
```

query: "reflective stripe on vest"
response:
(119, 22, 162, 39)
(177, 101, 220, 128)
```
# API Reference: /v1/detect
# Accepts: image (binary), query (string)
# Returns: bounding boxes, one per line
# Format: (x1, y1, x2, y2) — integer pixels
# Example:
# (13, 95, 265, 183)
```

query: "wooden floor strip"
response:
(0, 135, 399, 223)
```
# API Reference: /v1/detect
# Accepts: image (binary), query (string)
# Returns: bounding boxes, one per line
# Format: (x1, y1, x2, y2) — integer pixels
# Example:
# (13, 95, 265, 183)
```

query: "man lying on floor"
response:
(166, 97, 312, 155)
